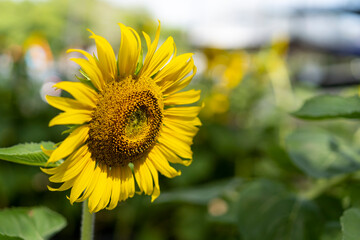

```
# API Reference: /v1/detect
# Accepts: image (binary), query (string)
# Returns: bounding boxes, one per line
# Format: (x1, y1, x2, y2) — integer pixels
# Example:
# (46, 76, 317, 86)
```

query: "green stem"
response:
(301, 174, 348, 200)
(81, 199, 95, 240)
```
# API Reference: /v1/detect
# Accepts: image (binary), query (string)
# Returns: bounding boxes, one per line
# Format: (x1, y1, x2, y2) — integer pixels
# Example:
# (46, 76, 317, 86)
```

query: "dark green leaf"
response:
(285, 128, 360, 178)
(292, 95, 360, 120)
(340, 208, 360, 240)
(0, 235, 22, 240)
(0, 206, 66, 240)
(0, 142, 58, 167)
(237, 180, 323, 240)
(320, 222, 341, 240)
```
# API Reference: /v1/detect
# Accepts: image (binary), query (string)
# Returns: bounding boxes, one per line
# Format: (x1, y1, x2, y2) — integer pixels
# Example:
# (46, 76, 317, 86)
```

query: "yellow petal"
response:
(70, 57, 104, 92)
(164, 116, 202, 132)
(41, 145, 88, 175)
(106, 166, 121, 210)
(140, 20, 161, 76)
(158, 142, 192, 166)
(118, 23, 141, 77)
(142, 31, 152, 55)
(76, 162, 101, 202)
(94, 168, 112, 212)
(53, 81, 98, 108)
(41, 145, 54, 157)
(163, 121, 198, 139)
(145, 160, 160, 202)
(46, 95, 92, 112)
(48, 125, 89, 163)
(88, 164, 108, 213)
(88, 29, 117, 82)
(47, 178, 75, 192)
(154, 53, 193, 84)
(126, 168, 135, 198)
(69, 158, 95, 204)
(161, 126, 193, 145)
(119, 167, 127, 201)
(120, 166, 135, 201)
(148, 145, 181, 178)
(134, 158, 153, 195)
(165, 116, 201, 127)
(164, 89, 201, 106)
(157, 131, 193, 160)
(49, 149, 90, 183)
(164, 116, 201, 133)
(163, 64, 197, 95)
(41, 165, 61, 175)
(162, 125, 193, 145)
(67, 49, 98, 66)
(49, 110, 92, 127)
(159, 57, 194, 90)
(164, 106, 202, 120)
(141, 36, 175, 78)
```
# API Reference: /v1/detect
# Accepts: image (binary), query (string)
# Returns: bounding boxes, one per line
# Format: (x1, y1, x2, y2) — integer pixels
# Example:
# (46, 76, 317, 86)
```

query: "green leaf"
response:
(285, 128, 360, 178)
(292, 95, 360, 120)
(237, 180, 323, 240)
(156, 178, 242, 205)
(0, 206, 66, 240)
(340, 208, 360, 240)
(0, 142, 58, 167)
(0, 235, 22, 239)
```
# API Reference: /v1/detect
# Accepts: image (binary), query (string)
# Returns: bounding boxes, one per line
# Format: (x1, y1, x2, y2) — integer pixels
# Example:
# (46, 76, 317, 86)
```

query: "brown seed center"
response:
(87, 77, 163, 167)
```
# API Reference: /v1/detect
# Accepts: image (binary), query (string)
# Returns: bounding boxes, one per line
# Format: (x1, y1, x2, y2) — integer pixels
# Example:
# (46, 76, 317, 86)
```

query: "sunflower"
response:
(41, 22, 201, 213)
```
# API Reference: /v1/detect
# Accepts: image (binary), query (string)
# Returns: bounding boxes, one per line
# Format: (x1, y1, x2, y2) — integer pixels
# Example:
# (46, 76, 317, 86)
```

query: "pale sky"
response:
(105, 0, 347, 28)
(104, 0, 360, 49)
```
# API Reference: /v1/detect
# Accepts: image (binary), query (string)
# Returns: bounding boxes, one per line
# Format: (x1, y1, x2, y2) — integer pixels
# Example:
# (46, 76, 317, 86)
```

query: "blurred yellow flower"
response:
(221, 51, 248, 89)
(41, 22, 201, 213)
(203, 92, 230, 118)
(251, 35, 294, 110)
(201, 49, 248, 118)
(204, 49, 249, 90)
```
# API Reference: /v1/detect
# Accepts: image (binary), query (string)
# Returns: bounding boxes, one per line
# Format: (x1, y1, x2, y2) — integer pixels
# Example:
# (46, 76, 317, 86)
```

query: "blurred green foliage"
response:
(0, 206, 66, 239)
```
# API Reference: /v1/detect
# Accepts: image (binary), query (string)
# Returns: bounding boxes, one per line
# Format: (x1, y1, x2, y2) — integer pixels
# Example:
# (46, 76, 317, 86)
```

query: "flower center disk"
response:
(87, 77, 163, 167)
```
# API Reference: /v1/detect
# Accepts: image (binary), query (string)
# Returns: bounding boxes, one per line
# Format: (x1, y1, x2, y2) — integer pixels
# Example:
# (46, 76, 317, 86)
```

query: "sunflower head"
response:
(87, 76, 163, 167)
(42, 21, 201, 213)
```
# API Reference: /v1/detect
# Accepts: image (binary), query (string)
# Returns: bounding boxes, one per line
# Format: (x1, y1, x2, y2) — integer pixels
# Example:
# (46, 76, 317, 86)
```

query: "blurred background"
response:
(1, 0, 360, 239)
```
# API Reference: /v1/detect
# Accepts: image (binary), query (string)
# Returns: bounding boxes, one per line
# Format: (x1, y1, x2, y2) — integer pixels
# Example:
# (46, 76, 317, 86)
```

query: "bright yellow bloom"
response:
(41, 22, 201, 213)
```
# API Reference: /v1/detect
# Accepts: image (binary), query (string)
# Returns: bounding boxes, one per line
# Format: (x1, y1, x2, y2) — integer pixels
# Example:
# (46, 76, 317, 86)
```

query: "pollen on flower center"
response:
(125, 107, 148, 139)
(87, 76, 163, 167)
